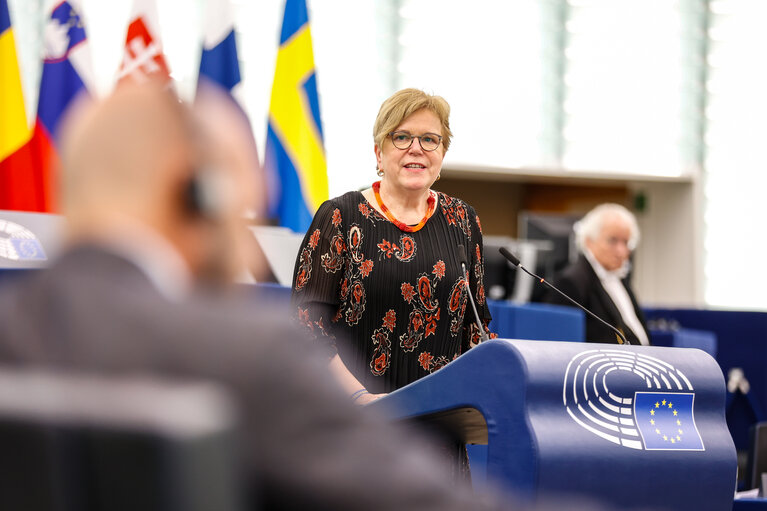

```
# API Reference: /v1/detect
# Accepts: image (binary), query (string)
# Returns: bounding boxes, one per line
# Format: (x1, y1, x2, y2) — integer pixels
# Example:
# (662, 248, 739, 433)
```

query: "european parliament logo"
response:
(563, 349, 705, 451)
(0, 220, 47, 261)
(635, 392, 704, 450)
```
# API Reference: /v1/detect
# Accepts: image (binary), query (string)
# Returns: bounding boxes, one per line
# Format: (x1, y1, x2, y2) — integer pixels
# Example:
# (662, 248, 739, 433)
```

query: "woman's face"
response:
(374, 108, 444, 194)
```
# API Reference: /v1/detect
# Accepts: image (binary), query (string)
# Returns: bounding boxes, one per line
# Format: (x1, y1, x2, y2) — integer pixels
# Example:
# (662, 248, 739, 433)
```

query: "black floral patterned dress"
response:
(291, 190, 494, 394)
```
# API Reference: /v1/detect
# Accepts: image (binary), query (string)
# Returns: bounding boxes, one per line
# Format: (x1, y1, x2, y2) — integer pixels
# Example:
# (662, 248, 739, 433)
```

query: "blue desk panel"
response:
(650, 327, 718, 358)
(487, 300, 584, 342)
(734, 499, 767, 510)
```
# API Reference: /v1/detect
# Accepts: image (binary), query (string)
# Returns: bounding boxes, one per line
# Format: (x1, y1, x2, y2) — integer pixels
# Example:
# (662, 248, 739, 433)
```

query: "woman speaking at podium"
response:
(290, 89, 494, 447)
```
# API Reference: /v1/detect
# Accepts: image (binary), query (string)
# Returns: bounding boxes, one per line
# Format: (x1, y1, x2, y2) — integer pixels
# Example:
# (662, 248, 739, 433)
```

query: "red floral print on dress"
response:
(320, 209, 345, 274)
(295, 228, 321, 291)
(418, 352, 434, 371)
(418, 351, 451, 373)
(296, 307, 333, 341)
(309, 229, 320, 249)
(399, 261, 444, 352)
(401, 310, 425, 352)
(447, 276, 468, 338)
(431, 355, 450, 371)
(382, 309, 396, 331)
(377, 234, 416, 262)
(474, 243, 486, 305)
(358, 199, 385, 223)
(359, 259, 374, 277)
(469, 322, 495, 348)
(321, 232, 345, 273)
(440, 193, 471, 237)
(370, 309, 396, 376)
(424, 309, 440, 338)
(401, 282, 416, 303)
(334, 223, 374, 327)
(345, 281, 365, 325)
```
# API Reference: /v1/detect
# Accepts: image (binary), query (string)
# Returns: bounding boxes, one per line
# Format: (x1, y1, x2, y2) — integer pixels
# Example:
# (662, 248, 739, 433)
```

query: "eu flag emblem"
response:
(634, 392, 704, 451)
(9, 239, 46, 261)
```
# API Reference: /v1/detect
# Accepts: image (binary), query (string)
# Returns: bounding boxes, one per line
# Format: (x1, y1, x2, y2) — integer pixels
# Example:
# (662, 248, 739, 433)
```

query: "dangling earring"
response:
(376, 165, 384, 177)
(435, 173, 441, 181)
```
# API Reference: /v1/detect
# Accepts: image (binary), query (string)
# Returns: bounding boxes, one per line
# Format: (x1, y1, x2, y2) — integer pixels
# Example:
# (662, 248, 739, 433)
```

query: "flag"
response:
(634, 392, 704, 451)
(264, 0, 328, 233)
(0, 0, 37, 211)
(195, 0, 264, 219)
(198, 0, 240, 93)
(117, 0, 171, 86)
(25, 0, 93, 212)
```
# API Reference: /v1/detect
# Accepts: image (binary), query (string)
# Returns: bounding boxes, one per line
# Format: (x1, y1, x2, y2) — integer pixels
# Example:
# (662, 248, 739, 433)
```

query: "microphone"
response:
(498, 247, 629, 345)
(458, 244, 489, 343)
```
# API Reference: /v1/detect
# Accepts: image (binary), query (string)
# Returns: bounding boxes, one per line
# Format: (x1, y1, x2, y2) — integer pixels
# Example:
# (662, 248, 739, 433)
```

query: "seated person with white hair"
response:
(541, 203, 650, 345)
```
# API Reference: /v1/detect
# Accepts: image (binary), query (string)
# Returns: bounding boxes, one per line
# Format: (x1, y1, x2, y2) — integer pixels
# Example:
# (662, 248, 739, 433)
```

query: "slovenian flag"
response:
(264, 0, 328, 233)
(0, 0, 37, 211)
(27, 0, 93, 212)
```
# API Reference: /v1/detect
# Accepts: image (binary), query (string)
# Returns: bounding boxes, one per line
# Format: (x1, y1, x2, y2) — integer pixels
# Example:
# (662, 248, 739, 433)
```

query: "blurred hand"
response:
(356, 392, 387, 405)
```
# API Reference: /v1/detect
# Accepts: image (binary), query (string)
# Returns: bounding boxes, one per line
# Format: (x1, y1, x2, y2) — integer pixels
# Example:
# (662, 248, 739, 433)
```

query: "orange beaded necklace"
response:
(372, 181, 437, 233)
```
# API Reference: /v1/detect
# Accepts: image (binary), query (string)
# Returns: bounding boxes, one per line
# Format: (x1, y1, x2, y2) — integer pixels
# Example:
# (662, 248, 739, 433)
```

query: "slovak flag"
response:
(28, 0, 93, 212)
(197, 0, 240, 94)
(117, 0, 171, 86)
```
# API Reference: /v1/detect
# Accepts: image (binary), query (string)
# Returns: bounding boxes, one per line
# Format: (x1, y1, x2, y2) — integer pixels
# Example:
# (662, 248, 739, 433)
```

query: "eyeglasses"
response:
(388, 131, 443, 152)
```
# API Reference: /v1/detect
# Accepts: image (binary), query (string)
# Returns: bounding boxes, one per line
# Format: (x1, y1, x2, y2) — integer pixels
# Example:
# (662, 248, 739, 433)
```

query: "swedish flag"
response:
(264, 0, 328, 234)
(634, 392, 704, 451)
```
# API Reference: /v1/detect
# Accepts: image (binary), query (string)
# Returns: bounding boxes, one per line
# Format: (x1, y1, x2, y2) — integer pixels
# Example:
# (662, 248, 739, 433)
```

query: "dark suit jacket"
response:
(0, 245, 511, 511)
(541, 254, 650, 345)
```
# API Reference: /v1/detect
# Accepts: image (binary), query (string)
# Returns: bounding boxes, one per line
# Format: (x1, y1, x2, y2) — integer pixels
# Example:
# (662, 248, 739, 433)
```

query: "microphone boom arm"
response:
(499, 247, 628, 345)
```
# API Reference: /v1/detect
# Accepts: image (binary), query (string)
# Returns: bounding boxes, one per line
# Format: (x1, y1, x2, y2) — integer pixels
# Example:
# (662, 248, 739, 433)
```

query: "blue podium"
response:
(372, 339, 737, 510)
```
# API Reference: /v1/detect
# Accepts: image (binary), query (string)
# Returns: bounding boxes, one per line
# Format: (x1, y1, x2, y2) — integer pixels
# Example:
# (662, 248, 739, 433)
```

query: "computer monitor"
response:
(745, 421, 767, 492)
(482, 236, 517, 301)
(482, 236, 554, 303)
(518, 212, 580, 280)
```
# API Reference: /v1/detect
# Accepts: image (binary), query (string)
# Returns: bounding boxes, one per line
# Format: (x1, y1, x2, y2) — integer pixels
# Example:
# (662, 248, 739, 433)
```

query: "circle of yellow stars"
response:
(649, 399, 684, 444)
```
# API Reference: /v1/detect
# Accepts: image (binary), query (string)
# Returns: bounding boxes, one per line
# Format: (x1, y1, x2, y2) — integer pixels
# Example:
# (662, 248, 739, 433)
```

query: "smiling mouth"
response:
(404, 164, 426, 169)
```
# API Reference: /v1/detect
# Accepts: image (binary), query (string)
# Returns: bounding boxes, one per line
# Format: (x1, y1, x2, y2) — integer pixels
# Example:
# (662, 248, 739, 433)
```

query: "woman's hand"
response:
(355, 392, 387, 405)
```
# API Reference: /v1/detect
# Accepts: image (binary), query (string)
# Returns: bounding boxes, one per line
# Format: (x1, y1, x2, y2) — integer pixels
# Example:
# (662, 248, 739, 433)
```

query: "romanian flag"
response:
(264, 0, 328, 233)
(27, 0, 92, 213)
(0, 0, 37, 211)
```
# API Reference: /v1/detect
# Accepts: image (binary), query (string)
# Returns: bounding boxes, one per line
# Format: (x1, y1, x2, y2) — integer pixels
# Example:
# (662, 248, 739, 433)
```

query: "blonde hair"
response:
(373, 88, 452, 153)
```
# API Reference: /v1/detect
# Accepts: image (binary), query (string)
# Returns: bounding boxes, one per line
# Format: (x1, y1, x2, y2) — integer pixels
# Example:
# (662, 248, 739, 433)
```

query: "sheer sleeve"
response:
(290, 199, 346, 357)
(462, 206, 497, 353)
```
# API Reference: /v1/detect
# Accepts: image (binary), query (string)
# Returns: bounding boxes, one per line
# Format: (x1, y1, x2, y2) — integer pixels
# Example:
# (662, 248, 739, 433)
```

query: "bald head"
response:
(61, 83, 198, 229)
(59, 82, 261, 283)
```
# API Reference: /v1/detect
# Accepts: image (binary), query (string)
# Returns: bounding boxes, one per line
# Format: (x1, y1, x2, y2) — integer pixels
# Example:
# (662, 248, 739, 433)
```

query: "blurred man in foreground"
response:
(0, 83, 518, 510)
